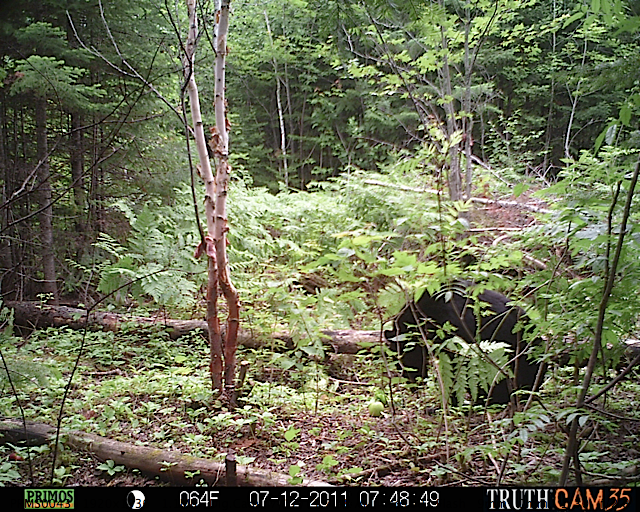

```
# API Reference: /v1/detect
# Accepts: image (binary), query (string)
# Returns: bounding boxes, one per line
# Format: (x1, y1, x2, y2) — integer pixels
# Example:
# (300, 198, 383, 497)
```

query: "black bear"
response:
(384, 281, 543, 405)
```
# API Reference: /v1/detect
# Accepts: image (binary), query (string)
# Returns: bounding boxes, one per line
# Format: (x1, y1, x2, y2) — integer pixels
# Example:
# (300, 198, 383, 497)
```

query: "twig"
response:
(585, 353, 640, 404)
(584, 403, 640, 422)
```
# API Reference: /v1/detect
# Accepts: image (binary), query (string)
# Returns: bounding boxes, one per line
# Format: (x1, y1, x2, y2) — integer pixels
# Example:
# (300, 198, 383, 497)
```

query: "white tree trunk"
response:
(184, 0, 239, 397)
(212, 0, 240, 398)
(264, 10, 288, 187)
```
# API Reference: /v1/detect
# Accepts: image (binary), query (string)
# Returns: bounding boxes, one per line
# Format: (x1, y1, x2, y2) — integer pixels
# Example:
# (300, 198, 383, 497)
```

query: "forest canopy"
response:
(1, 0, 638, 302)
(0, 0, 640, 489)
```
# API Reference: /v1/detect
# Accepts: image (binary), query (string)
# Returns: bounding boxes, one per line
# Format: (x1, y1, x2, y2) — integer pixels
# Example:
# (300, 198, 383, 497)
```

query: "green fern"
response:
(0, 351, 57, 390)
(436, 350, 454, 404)
(92, 192, 206, 309)
(434, 338, 511, 405)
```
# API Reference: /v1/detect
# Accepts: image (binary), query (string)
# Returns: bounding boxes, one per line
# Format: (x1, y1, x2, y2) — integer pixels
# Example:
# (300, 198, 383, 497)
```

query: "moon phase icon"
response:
(127, 490, 146, 509)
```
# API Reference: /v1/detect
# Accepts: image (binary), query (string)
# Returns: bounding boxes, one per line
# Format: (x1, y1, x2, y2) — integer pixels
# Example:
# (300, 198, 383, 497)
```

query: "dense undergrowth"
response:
(1, 322, 638, 486)
(1, 150, 640, 486)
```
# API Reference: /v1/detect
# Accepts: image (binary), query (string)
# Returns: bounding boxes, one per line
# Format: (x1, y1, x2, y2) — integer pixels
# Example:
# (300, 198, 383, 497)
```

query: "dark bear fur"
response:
(384, 282, 543, 405)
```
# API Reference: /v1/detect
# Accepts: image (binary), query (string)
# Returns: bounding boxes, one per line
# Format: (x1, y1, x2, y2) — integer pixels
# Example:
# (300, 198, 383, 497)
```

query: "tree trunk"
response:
(184, 0, 222, 392)
(34, 96, 58, 304)
(184, 0, 240, 399)
(564, 39, 588, 160)
(89, 114, 103, 233)
(0, 94, 14, 297)
(264, 10, 288, 187)
(439, 30, 461, 201)
(70, 112, 86, 240)
(213, 0, 240, 400)
(462, 13, 473, 200)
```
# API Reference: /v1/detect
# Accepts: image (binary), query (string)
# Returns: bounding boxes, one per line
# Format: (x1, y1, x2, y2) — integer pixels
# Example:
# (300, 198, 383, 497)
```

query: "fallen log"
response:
(363, 179, 553, 214)
(0, 418, 330, 487)
(7, 301, 210, 341)
(6, 301, 380, 354)
(7, 302, 639, 363)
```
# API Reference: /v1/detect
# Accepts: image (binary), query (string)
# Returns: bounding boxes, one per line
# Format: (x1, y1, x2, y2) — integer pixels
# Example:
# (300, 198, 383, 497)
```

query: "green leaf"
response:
(619, 104, 631, 126)
(336, 248, 355, 258)
(351, 235, 372, 246)
(284, 426, 300, 442)
(378, 267, 409, 276)
(288, 464, 301, 477)
(321, 455, 338, 467)
(513, 183, 529, 198)
(563, 11, 585, 28)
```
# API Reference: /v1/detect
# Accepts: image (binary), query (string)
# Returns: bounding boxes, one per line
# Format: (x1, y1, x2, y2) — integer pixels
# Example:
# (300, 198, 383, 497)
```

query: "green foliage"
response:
(96, 460, 126, 477)
(483, 0, 636, 169)
(94, 192, 204, 308)
(0, 459, 21, 487)
(10, 21, 104, 108)
(12, 55, 105, 107)
(510, 408, 552, 444)
(287, 464, 304, 485)
(227, 181, 358, 269)
(523, 147, 640, 368)
(0, 356, 56, 390)
(14, 22, 90, 64)
(436, 338, 512, 406)
(0, 302, 58, 392)
(92, 180, 366, 311)
(316, 454, 339, 474)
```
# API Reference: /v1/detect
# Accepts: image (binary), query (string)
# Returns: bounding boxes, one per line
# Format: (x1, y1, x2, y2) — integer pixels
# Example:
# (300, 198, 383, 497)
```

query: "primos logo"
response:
(24, 489, 75, 509)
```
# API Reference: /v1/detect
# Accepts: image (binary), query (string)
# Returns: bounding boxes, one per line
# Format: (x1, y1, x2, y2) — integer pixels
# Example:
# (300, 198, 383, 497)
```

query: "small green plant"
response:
(287, 464, 304, 485)
(315, 454, 339, 475)
(96, 460, 126, 477)
(0, 461, 20, 486)
(277, 425, 301, 457)
(52, 465, 75, 485)
(509, 409, 552, 444)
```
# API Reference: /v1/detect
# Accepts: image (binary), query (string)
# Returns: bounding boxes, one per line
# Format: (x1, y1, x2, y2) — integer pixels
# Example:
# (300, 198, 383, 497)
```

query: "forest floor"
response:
(3, 200, 640, 488)
(4, 326, 640, 488)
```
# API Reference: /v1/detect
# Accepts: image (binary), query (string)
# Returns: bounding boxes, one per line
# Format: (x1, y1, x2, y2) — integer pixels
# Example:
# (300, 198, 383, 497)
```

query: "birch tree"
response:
(264, 10, 289, 187)
(184, 0, 240, 399)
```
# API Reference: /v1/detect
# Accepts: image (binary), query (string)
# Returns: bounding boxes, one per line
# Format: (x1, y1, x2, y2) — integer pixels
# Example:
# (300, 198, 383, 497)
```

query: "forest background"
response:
(1, 0, 640, 489)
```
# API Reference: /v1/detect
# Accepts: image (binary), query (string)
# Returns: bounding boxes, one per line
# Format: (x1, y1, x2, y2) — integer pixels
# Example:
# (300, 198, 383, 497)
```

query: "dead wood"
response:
(0, 418, 330, 486)
(6, 301, 379, 355)
(364, 179, 552, 214)
(7, 301, 212, 342)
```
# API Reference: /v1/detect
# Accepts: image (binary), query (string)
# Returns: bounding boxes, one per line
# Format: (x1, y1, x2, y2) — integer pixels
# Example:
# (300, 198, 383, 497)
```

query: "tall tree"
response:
(10, 41, 102, 301)
(34, 94, 58, 302)
(264, 9, 289, 187)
